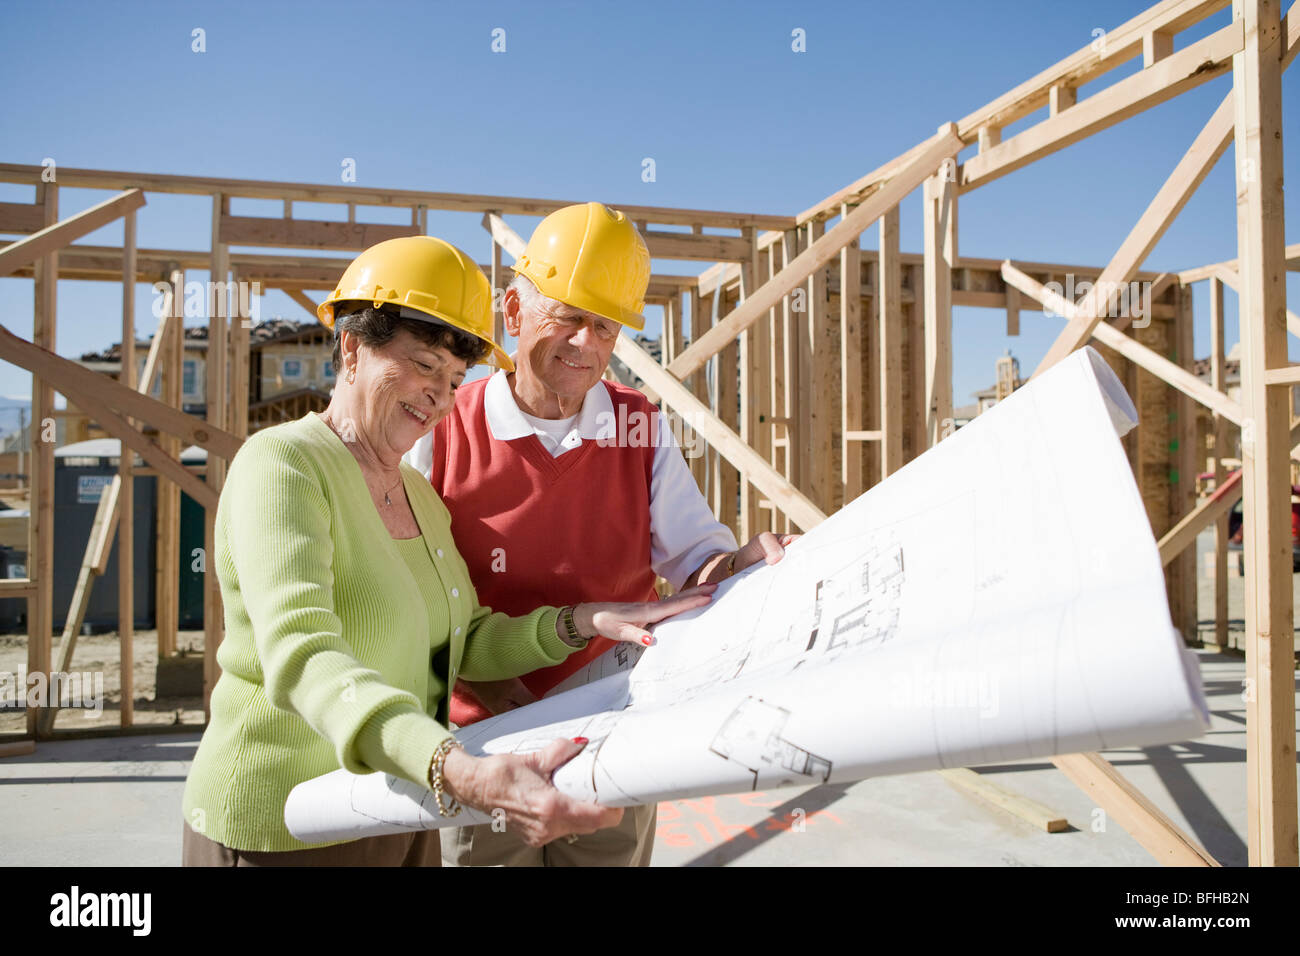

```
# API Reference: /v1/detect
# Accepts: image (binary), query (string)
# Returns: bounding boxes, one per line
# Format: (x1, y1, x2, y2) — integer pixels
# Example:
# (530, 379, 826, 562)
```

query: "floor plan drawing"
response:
(285, 348, 1211, 844)
(710, 696, 833, 790)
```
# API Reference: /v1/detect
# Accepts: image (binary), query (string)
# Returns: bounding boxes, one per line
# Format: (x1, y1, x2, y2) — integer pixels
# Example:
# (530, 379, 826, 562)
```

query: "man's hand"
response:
(688, 532, 800, 586)
(460, 677, 538, 716)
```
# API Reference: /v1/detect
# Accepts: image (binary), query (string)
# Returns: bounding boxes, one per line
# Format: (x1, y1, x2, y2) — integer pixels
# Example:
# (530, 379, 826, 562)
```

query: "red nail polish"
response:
(572, 736, 589, 745)
(641, 635, 653, 646)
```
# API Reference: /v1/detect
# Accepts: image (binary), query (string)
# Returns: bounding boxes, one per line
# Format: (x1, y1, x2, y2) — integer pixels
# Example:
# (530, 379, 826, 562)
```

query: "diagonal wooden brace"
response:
(0, 189, 145, 279)
(0, 323, 242, 462)
(666, 125, 965, 381)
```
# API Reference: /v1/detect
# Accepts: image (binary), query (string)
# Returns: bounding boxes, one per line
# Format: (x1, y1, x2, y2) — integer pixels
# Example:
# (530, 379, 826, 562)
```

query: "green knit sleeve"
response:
(458, 602, 572, 682)
(219, 433, 450, 787)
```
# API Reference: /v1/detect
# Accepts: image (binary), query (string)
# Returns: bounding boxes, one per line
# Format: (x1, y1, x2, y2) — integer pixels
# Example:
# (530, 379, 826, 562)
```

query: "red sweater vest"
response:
(431, 376, 660, 726)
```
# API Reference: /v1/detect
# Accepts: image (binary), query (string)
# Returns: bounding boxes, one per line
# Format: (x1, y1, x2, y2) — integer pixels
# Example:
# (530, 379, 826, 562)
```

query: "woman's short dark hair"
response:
(331, 304, 491, 374)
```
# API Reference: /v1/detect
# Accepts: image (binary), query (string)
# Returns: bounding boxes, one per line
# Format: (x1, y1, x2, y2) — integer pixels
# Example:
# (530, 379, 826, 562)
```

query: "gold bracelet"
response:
(428, 737, 463, 817)
(558, 605, 589, 648)
(726, 551, 738, 576)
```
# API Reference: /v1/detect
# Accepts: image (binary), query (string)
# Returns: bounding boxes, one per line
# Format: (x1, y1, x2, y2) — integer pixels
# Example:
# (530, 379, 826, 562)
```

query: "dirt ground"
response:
(0, 629, 206, 735)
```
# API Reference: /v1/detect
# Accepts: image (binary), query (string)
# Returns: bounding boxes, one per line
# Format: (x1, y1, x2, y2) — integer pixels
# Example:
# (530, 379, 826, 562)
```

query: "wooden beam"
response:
(281, 288, 320, 319)
(1211, 276, 1229, 649)
(0, 188, 145, 279)
(39, 475, 122, 734)
(642, 230, 751, 262)
(1003, 261, 1244, 423)
(923, 171, 957, 446)
(1210, 265, 1300, 338)
(54, 380, 216, 511)
(28, 181, 57, 738)
(1048, 82, 1076, 115)
(482, 211, 526, 259)
(0, 163, 794, 232)
(119, 208, 136, 728)
(1143, 29, 1175, 66)
(1005, 283, 1021, 335)
(939, 768, 1070, 832)
(962, 20, 1242, 191)
(0, 201, 45, 234)
(206, 195, 230, 718)
(219, 214, 418, 251)
(0, 740, 36, 758)
(1233, 0, 1297, 868)
(1158, 470, 1243, 565)
(157, 273, 183, 661)
(1031, 90, 1234, 378)
(0, 324, 242, 462)
(613, 336, 826, 532)
(1054, 752, 1218, 865)
(668, 126, 963, 381)
(879, 206, 904, 478)
(840, 213, 864, 505)
(1177, 242, 1300, 283)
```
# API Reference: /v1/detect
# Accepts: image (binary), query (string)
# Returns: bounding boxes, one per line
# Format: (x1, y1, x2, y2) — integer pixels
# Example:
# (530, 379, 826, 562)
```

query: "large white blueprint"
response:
(284, 346, 1210, 844)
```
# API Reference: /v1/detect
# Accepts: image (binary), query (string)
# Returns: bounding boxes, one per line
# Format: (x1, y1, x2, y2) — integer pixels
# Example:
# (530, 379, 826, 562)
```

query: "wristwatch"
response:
(558, 605, 589, 648)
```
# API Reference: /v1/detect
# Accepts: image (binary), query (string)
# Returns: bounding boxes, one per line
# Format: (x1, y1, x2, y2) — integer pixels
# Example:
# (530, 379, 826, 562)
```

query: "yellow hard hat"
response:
(513, 202, 650, 331)
(318, 235, 513, 371)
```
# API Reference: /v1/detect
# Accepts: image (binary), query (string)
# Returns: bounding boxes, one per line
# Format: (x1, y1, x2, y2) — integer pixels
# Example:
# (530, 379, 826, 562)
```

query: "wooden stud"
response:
(28, 181, 57, 738)
(922, 173, 956, 447)
(157, 273, 182, 661)
(805, 219, 834, 512)
(878, 206, 903, 478)
(840, 207, 864, 505)
(1210, 276, 1229, 649)
(1233, 0, 1297, 867)
(119, 210, 136, 728)
(205, 196, 229, 717)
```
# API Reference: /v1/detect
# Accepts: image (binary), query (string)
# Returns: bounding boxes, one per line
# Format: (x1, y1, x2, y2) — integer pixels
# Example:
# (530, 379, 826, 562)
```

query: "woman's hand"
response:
(441, 738, 622, 847)
(572, 583, 717, 647)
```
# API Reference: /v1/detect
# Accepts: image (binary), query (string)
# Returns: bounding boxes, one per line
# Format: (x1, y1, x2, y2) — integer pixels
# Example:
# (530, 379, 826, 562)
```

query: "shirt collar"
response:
(483, 364, 615, 445)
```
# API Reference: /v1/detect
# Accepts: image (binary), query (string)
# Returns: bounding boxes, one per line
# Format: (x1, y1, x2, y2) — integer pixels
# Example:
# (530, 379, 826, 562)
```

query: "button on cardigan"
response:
(181, 412, 570, 852)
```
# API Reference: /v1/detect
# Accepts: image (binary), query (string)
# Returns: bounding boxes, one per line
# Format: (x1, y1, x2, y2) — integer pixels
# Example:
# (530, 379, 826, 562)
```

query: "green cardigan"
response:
(181, 412, 570, 852)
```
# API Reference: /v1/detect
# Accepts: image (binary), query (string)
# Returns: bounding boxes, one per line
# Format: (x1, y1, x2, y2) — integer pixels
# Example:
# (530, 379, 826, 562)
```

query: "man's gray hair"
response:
(508, 272, 566, 314)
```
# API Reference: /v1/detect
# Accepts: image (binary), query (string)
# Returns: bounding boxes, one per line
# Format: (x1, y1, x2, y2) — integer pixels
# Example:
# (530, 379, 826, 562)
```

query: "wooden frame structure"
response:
(0, 0, 1294, 865)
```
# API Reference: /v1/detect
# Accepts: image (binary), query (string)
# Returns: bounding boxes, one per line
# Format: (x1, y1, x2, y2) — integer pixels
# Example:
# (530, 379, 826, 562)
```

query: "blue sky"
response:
(1, 0, 1297, 429)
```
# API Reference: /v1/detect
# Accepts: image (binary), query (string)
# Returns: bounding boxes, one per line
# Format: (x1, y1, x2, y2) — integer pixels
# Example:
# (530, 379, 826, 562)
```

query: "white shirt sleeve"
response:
(649, 409, 738, 591)
(403, 431, 434, 482)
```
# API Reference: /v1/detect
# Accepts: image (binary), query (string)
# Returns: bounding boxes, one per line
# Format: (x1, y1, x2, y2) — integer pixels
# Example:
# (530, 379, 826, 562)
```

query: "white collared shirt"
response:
(404, 368, 737, 590)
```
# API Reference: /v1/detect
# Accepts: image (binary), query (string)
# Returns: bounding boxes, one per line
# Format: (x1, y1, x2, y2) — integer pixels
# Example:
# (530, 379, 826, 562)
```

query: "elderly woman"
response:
(180, 235, 712, 866)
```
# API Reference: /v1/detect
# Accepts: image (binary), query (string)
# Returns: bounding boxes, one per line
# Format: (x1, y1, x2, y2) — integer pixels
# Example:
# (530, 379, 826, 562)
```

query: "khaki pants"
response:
(182, 823, 441, 867)
(442, 803, 656, 867)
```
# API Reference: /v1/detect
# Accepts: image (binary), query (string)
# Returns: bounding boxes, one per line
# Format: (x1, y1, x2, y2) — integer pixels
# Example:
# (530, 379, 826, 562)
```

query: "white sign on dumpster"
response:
(76, 475, 113, 504)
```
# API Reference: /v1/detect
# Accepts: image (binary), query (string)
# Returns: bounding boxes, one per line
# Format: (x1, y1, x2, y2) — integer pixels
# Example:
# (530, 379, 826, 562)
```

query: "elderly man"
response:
(406, 201, 792, 867)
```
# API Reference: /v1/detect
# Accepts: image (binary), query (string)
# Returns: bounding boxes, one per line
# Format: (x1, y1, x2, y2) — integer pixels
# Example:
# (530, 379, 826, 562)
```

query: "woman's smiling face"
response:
(344, 325, 470, 454)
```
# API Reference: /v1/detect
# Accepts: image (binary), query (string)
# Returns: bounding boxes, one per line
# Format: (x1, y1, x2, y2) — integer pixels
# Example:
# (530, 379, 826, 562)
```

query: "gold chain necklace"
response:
(321, 412, 402, 507)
